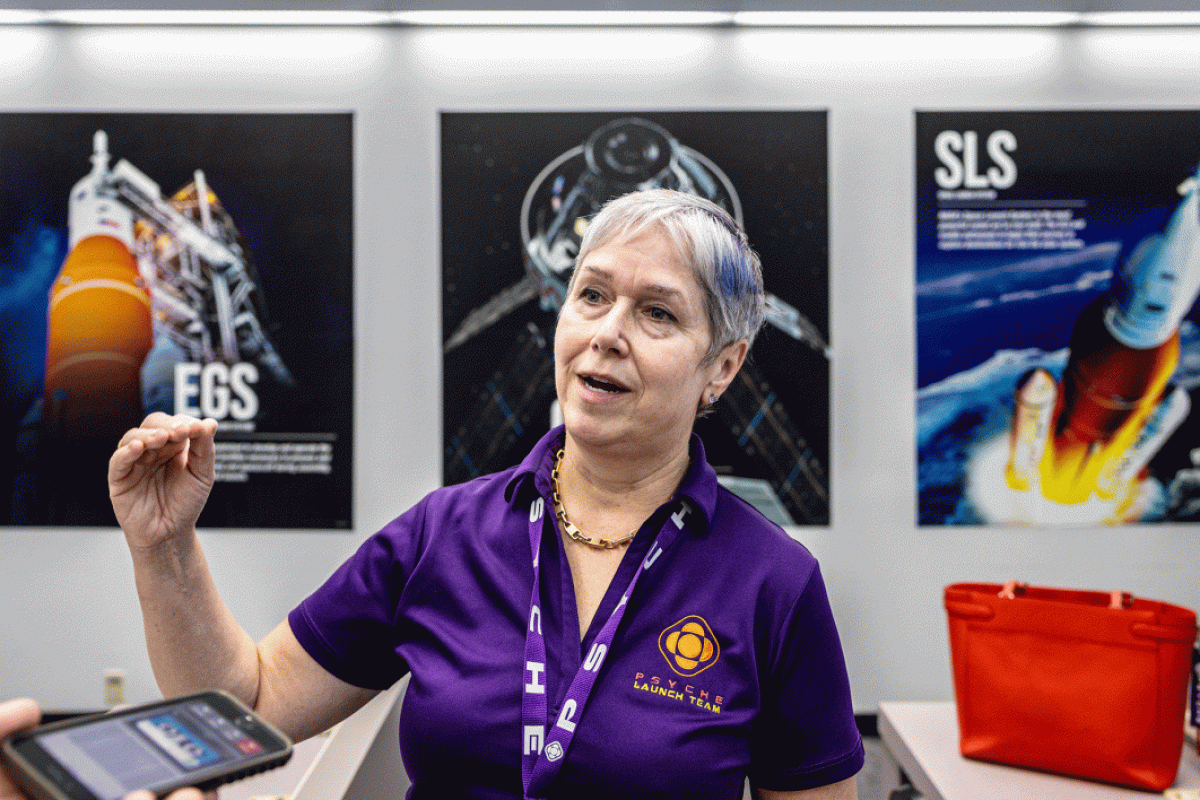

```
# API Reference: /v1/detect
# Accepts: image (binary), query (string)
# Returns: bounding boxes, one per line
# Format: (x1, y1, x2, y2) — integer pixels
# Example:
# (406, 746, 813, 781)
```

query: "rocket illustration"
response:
(1004, 367, 1056, 493)
(1038, 169, 1200, 506)
(43, 131, 153, 443)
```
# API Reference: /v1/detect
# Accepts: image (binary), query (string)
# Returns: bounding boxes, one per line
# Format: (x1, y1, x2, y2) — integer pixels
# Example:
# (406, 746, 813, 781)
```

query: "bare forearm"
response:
(130, 535, 380, 743)
(755, 776, 857, 800)
(110, 416, 378, 741)
(129, 530, 261, 706)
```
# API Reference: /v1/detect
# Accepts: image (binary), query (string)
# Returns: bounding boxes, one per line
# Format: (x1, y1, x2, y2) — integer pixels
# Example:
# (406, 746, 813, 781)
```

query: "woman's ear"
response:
(705, 339, 749, 401)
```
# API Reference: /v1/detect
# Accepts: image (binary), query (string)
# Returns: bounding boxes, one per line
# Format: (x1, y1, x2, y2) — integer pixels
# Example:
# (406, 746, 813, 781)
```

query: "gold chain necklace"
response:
(551, 449, 636, 550)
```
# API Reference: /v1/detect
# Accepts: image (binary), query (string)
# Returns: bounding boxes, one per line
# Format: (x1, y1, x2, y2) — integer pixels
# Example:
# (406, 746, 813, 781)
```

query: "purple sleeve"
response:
(748, 562, 864, 791)
(288, 502, 425, 691)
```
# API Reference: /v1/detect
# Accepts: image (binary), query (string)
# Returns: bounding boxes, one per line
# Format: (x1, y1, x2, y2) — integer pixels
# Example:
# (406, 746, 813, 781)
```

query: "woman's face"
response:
(554, 228, 744, 461)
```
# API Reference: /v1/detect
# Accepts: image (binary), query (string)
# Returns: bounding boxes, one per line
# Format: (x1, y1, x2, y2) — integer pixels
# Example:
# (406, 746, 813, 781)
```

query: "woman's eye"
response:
(647, 306, 674, 322)
(581, 288, 602, 303)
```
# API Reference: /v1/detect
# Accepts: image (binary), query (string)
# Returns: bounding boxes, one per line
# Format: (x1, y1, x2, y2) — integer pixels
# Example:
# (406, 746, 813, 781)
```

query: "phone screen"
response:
(30, 699, 272, 800)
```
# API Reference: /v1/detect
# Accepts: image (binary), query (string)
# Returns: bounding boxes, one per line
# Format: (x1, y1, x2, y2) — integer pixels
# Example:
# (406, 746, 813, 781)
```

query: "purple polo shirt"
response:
(289, 427, 863, 799)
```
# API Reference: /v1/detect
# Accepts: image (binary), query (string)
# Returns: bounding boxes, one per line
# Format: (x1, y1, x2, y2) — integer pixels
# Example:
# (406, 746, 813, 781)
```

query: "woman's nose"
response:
(591, 306, 631, 356)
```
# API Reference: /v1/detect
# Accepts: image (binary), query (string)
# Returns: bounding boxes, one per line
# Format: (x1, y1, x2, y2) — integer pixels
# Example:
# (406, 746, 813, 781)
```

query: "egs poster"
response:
(0, 113, 353, 528)
(917, 110, 1200, 526)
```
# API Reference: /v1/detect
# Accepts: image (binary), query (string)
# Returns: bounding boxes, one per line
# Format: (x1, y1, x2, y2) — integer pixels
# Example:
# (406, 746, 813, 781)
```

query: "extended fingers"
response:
(110, 416, 215, 479)
(110, 428, 173, 480)
(117, 415, 213, 452)
(156, 413, 216, 443)
(187, 418, 220, 466)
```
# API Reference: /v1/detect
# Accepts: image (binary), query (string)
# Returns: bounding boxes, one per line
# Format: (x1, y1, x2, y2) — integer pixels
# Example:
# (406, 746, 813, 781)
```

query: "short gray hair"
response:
(570, 189, 766, 364)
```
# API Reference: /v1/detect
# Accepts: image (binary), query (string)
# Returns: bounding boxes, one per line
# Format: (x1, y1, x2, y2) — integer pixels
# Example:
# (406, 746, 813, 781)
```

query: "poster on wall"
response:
(917, 109, 1200, 526)
(441, 111, 830, 525)
(0, 113, 353, 528)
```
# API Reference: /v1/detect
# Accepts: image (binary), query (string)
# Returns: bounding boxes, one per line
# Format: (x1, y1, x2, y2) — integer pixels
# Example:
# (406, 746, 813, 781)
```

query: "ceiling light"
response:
(734, 11, 1084, 28)
(390, 10, 733, 26)
(37, 9, 393, 26)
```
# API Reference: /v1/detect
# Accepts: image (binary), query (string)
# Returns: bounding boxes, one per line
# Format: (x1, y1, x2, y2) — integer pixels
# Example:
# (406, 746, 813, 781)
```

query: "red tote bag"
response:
(944, 581, 1197, 792)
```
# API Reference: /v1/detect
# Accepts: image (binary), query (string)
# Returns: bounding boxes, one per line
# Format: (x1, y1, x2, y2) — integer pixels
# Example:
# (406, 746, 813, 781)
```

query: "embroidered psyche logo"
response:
(658, 615, 720, 677)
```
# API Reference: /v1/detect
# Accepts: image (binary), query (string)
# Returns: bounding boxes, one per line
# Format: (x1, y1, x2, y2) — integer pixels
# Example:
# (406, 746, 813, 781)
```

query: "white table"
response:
(879, 701, 1200, 800)
(220, 682, 408, 800)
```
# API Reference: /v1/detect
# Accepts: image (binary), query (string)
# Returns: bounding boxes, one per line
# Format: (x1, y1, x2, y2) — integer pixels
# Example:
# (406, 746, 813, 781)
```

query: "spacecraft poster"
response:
(0, 113, 353, 528)
(442, 111, 830, 525)
(917, 109, 1200, 526)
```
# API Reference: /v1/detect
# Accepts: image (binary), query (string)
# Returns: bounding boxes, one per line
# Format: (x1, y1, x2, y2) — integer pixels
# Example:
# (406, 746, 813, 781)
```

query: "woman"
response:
(109, 189, 862, 799)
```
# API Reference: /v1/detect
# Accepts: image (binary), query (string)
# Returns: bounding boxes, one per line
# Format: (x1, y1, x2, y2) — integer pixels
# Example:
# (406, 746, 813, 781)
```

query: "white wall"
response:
(2, 21, 1199, 712)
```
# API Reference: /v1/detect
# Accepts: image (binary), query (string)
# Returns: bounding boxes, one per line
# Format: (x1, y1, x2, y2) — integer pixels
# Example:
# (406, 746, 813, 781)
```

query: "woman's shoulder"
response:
(425, 464, 522, 507)
(705, 483, 821, 593)
(711, 483, 815, 550)
(371, 463, 530, 548)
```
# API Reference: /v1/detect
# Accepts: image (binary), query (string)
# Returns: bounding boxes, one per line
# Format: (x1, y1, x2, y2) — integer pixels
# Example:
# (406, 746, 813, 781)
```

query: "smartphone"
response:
(2, 690, 293, 800)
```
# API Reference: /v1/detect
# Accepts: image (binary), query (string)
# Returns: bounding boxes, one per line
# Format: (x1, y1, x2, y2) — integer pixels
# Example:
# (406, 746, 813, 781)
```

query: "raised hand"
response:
(108, 413, 220, 549)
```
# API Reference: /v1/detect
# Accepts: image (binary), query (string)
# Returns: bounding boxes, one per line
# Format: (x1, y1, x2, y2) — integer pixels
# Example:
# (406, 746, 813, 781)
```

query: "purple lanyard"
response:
(520, 492, 692, 799)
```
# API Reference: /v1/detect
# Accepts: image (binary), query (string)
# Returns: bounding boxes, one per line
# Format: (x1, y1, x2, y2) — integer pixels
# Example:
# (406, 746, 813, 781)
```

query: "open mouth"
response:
(581, 374, 629, 394)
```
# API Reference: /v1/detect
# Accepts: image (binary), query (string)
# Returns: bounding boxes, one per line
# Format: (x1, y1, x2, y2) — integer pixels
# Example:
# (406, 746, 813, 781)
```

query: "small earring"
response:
(708, 394, 719, 404)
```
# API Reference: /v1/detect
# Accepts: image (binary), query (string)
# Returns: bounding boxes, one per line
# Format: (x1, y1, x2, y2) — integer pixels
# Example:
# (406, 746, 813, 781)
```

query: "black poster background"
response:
(0, 113, 353, 528)
(441, 110, 830, 524)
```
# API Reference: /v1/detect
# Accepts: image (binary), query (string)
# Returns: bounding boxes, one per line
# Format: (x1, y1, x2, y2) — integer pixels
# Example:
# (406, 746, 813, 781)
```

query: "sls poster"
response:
(0, 113, 353, 528)
(441, 111, 831, 525)
(917, 110, 1200, 526)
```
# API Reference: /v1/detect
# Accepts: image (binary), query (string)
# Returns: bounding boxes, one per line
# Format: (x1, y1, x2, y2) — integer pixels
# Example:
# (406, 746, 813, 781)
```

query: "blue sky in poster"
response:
(917, 194, 1176, 390)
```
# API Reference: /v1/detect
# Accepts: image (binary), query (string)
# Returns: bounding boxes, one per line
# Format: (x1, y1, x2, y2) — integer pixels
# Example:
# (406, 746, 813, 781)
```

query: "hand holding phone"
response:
(2, 698, 42, 799)
(2, 691, 291, 800)
(1, 704, 210, 800)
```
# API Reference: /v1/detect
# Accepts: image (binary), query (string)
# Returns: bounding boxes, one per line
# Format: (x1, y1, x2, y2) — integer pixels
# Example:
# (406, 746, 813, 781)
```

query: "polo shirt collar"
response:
(504, 425, 718, 534)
